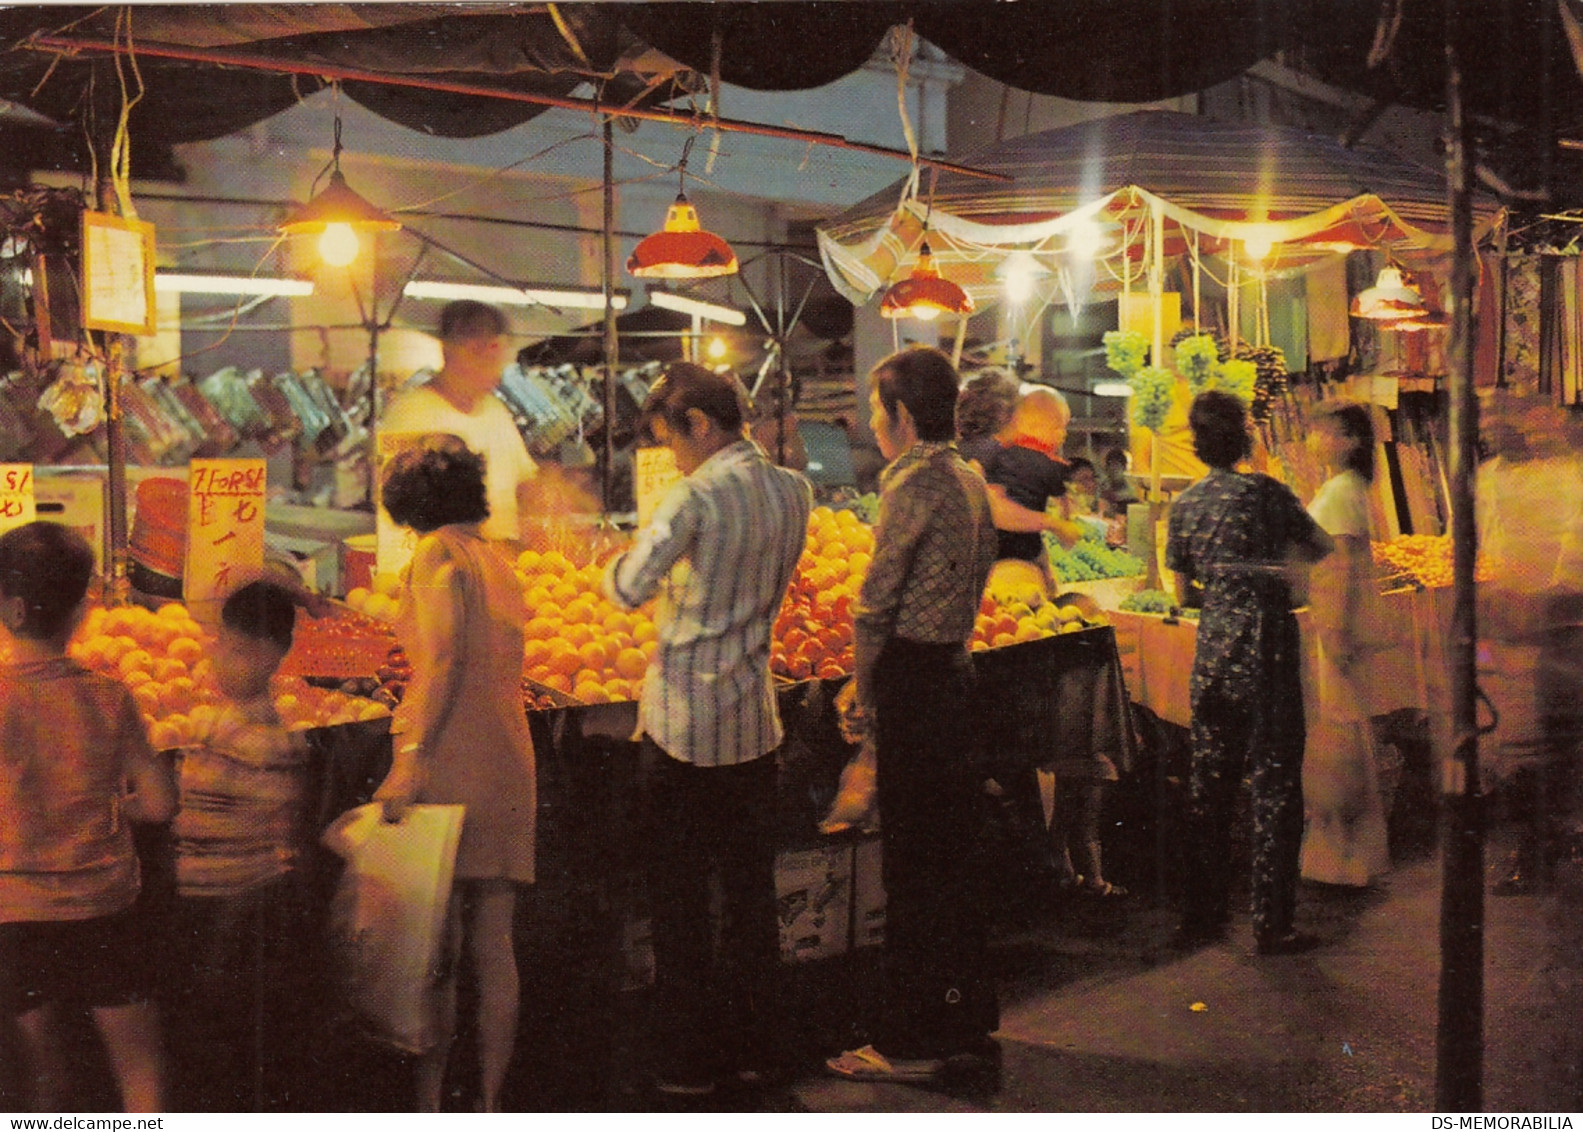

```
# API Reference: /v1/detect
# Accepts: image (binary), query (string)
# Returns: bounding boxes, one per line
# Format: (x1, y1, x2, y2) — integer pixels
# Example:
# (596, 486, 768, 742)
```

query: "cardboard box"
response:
(775, 844, 851, 963)
(853, 836, 887, 949)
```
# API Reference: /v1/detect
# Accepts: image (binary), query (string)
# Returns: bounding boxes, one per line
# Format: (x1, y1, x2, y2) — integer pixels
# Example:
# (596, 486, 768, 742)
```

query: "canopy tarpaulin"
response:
(816, 110, 1506, 313)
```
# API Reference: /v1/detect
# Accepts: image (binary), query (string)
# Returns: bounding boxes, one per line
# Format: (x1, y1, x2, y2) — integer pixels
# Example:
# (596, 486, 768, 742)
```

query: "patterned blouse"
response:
(1165, 469, 1325, 703)
(854, 440, 999, 656)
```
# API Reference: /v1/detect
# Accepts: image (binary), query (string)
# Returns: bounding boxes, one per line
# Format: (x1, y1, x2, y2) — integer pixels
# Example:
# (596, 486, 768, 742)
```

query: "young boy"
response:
(166, 579, 312, 1110)
(0, 522, 177, 1112)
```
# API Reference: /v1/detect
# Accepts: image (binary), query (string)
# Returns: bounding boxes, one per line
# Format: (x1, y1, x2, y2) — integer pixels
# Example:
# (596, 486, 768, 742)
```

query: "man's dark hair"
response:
(1067, 456, 1096, 479)
(956, 368, 1019, 442)
(382, 434, 491, 533)
(221, 580, 297, 652)
(0, 521, 94, 640)
(640, 362, 748, 441)
(1188, 390, 1253, 469)
(871, 345, 960, 442)
(438, 300, 507, 342)
(1316, 401, 1376, 483)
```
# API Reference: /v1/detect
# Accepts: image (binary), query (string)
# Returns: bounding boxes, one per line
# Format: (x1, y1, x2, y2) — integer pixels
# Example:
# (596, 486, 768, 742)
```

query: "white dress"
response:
(1300, 470, 1391, 886)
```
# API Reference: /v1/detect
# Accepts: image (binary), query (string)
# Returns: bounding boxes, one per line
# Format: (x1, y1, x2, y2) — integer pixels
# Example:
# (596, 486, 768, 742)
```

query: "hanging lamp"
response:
(1350, 262, 1425, 320)
(880, 239, 974, 321)
(279, 113, 400, 267)
(627, 137, 739, 279)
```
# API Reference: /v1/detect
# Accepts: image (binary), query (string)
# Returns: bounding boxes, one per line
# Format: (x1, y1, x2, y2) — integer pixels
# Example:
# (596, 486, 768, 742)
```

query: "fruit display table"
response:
(1107, 586, 1452, 730)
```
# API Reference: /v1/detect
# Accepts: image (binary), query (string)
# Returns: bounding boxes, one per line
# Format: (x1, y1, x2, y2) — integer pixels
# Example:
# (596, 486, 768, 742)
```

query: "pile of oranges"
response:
(515, 548, 658, 704)
(771, 506, 872, 680)
(63, 601, 389, 749)
(1373, 534, 1494, 589)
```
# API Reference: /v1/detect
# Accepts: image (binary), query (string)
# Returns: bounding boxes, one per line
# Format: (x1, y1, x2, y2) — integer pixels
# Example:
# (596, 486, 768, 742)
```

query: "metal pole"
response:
(1437, 2, 1484, 1111)
(601, 116, 618, 514)
(95, 126, 130, 604)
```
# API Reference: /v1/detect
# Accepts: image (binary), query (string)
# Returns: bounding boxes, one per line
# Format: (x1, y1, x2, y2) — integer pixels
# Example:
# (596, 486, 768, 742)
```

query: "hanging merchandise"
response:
(36, 357, 104, 438)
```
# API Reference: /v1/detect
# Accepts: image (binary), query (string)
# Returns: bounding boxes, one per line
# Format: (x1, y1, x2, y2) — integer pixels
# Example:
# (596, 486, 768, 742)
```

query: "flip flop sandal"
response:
(1082, 881, 1129, 898)
(825, 1045, 944, 1083)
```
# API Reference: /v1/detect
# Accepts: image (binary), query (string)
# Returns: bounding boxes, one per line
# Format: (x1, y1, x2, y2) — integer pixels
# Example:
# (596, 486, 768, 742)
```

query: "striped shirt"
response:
(173, 696, 310, 898)
(606, 439, 812, 767)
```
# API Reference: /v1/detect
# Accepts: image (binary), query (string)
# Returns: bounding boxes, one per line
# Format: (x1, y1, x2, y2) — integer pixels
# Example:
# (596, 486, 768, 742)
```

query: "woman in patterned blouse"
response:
(1165, 391, 1333, 956)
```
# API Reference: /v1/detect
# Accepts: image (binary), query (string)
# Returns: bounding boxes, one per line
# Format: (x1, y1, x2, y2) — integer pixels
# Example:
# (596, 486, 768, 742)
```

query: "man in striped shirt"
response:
(605, 362, 812, 1096)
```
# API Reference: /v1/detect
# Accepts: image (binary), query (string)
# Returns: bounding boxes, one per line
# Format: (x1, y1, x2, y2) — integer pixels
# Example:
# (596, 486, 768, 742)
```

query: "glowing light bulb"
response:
(318, 223, 360, 267)
(1243, 230, 1273, 261)
(911, 305, 941, 321)
(707, 336, 727, 360)
(1001, 250, 1044, 305)
(1068, 218, 1103, 259)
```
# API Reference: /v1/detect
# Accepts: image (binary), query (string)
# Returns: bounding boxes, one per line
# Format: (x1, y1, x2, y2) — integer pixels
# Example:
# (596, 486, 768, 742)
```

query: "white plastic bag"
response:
(321, 802, 465, 1054)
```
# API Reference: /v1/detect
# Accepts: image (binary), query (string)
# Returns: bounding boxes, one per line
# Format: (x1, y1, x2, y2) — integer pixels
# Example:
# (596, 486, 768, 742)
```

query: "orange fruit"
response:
(133, 684, 162, 715)
(562, 600, 597, 625)
(614, 647, 648, 680)
(603, 610, 633, 634)
(158, 677, 197, 715)
(631, 620, 657, 644)
(543, 672, 573, 693)
(991, 632, 1017, 649)
(167, 637, 203, 664)
(639, 640, 658, 661)
(119, 649, 154, 679)
(578, 640, 613, 670)
(547, 648, 583, 678)
(523, 617, 558, 641)
(152, 657, 189, 682)
(522, 639, 551, 667)
(573, 681, 611, 705)
(550, 582, 580, 604)
(528, 663, 553, 682)
(561, 623, 594, 648)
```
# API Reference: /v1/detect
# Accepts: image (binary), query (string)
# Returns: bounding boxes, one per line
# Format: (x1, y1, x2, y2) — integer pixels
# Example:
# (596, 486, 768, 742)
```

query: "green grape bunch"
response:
(1103, 330, 1149, 379)
(1129, 365, 1174, 433)
(1174, 333, 1220, 393)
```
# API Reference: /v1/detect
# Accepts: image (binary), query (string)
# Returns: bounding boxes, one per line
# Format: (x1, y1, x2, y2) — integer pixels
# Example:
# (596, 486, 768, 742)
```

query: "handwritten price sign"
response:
(0, 465, 35, 536)
(634, 446, 682, 527)
(185, 459, 266, 604)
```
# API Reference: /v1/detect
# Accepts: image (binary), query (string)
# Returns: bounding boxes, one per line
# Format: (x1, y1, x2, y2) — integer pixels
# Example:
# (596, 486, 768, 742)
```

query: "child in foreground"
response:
(0, 521, 178, 1112)
(165, 578, 315, 1111)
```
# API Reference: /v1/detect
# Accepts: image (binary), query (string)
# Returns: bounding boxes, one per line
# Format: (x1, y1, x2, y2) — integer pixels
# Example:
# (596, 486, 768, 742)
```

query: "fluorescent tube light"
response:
(403, 279, 627, 310)
(1091, 381, 1134, 398)
(155, 273, 314, 297)
(649, 290, 747, 326)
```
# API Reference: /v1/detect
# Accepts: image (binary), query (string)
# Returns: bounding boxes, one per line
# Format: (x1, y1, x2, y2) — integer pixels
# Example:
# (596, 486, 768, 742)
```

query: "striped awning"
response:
(817, 110, 1504, 311)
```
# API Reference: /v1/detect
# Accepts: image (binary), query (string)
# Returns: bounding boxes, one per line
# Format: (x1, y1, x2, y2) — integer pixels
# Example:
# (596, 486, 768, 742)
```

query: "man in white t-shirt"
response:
(381, 301, 536, 543)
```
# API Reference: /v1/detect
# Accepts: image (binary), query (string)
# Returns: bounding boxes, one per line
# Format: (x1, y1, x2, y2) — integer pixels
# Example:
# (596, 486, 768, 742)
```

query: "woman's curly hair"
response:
(381, 434, 490, 533)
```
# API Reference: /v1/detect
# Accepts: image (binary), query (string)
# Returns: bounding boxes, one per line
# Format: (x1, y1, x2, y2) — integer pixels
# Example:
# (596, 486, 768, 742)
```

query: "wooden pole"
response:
(601, 116, 619, 514)
(1437, 1, 1484, 1111)
(1146, 198, 1165, 589)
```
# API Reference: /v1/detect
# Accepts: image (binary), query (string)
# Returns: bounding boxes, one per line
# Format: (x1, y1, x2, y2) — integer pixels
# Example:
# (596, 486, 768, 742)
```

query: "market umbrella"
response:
(816, 109, 1504, 313)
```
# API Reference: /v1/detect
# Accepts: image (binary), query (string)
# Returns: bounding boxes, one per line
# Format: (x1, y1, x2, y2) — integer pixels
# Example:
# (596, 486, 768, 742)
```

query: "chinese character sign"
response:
(185, 459, 266, 604)
(635, 446, 682, 527)
(0, 465, 36, 536)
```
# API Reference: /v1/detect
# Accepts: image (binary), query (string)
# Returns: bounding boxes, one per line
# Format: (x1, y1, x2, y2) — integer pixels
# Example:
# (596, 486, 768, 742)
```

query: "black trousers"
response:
(1183, 686, 1306, 944)
(873, 638, 998, 1059)
(642, 740, 780, 1078)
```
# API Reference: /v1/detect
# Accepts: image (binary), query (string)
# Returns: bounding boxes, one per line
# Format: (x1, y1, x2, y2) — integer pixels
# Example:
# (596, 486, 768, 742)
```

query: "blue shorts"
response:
(0, 904, 156, 1014)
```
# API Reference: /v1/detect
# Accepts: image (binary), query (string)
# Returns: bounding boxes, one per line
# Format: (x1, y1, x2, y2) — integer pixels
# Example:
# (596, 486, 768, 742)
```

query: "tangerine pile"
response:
(771, 506, 871, 680)
(1373, 534, 1494, 589)
(514, 548, 658, 704)
(64, 601, 389, 749)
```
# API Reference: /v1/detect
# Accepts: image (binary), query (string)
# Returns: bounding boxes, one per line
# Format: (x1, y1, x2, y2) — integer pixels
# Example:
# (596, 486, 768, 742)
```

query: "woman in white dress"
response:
(1300, 402, 1391, 886)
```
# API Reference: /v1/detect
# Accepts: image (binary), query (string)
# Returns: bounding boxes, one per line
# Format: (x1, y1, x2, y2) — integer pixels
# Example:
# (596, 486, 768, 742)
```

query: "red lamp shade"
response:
(627, 194, 739, 279)
(880, 241, 974, 321)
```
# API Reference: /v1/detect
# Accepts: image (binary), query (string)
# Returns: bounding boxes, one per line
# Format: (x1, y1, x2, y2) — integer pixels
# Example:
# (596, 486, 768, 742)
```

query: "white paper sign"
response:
(185, 458, 266, 604)
(635, 446, 682, 527)
(0, 465, 36, 535)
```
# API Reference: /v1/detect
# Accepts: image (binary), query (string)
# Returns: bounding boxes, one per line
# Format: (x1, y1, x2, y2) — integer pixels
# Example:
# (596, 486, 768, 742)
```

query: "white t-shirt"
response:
(380, 386, 536, 542)
(1476, 455, 1583, 594)
(1308, 468, 1371, 539)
